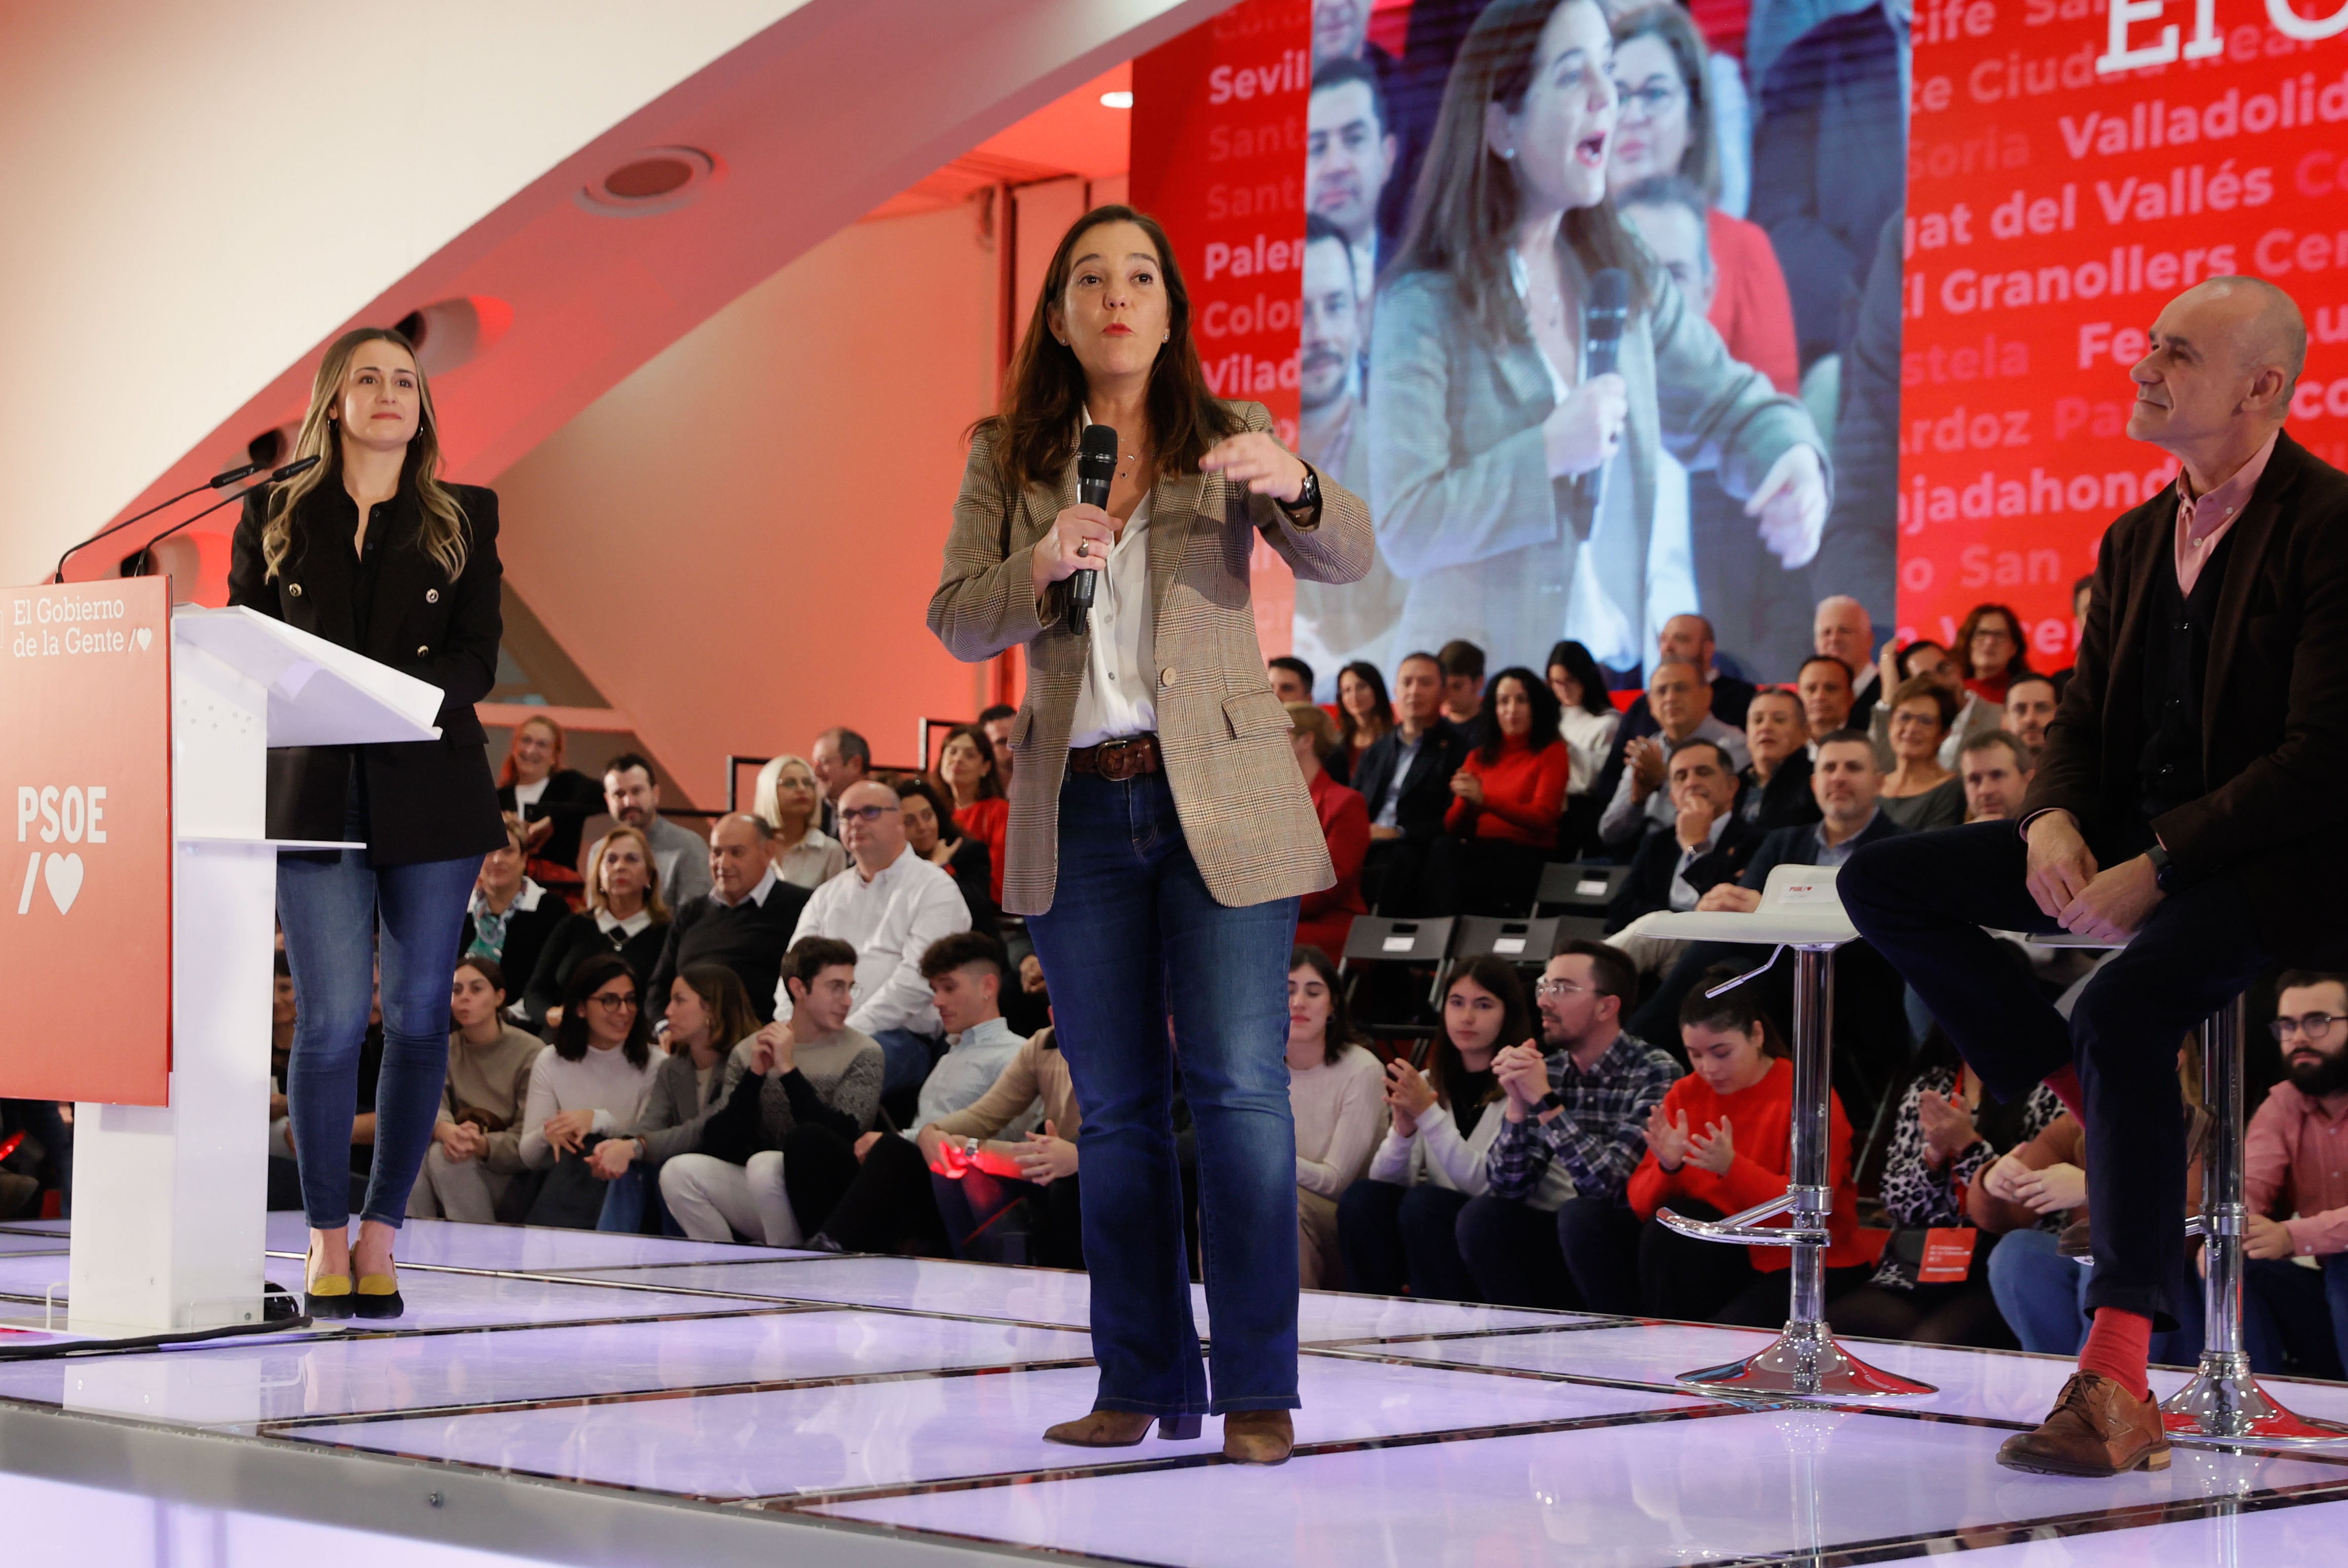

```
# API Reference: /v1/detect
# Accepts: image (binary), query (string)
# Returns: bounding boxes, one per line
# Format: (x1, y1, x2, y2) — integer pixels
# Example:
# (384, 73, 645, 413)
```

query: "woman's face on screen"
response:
(1487, 0, 1617, 216)
(1052, 221, 1171, 392)
(1605, 32, 1690, 195)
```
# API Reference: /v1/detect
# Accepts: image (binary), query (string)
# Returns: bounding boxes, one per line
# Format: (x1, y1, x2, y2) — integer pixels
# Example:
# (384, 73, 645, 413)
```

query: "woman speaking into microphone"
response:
(930, 205, 1371, 1465)
(227, 326, 505, 1319)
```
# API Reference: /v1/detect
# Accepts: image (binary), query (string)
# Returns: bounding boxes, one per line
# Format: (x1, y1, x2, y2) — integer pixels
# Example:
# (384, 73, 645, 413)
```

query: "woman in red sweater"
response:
(1629, 967, 1870, 1327)
(1287, 703, 1369, 958)
(1439, 667, 1569, 915)
(934, 723, 1010, 904)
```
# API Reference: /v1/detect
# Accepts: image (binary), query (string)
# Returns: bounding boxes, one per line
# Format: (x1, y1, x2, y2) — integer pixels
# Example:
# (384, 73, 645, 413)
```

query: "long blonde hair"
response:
(587, 824, 670, 924)
(262, 325, 471, 582)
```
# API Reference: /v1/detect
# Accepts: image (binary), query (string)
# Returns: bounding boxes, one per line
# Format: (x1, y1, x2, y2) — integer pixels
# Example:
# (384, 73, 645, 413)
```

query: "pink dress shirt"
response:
(2246, 1079, 2348, 1257)
(2173, 431, 2278, 595)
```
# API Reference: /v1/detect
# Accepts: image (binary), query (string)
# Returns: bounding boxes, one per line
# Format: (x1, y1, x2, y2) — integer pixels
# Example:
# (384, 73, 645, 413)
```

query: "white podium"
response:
(67, 605, 443, 1336)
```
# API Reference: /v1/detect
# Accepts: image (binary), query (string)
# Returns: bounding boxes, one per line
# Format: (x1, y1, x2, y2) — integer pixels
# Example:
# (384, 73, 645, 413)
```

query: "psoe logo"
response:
(15, 785, 106, 916)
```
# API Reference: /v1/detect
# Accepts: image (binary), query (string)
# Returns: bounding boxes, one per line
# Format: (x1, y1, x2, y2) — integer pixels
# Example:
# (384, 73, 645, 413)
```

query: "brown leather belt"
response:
(1067, 733, 1162, 781)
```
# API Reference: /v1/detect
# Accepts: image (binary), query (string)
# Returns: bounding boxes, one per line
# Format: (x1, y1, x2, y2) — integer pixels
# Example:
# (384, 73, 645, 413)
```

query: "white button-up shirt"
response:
(778, 844, 971, 1036)
(1069, 491, 1159, 748)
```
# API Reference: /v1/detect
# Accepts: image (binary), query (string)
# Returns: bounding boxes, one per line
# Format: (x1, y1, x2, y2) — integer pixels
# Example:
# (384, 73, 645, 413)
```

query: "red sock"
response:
(2043, 1064, 2085, 1124)
(2078, 1307, 2152, 1402)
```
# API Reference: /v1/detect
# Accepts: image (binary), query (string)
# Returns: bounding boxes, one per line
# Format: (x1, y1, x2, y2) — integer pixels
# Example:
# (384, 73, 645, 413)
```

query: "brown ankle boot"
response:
(1043, 1409, 1158, 1448)
(1996, 1372, 2170, 1477)
(1223, 1409, 1294, 1466)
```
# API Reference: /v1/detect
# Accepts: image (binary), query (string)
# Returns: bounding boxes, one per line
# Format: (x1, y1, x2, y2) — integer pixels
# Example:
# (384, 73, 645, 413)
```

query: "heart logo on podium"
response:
(134, 627, 152, 652)
(44, 853, 83, 914)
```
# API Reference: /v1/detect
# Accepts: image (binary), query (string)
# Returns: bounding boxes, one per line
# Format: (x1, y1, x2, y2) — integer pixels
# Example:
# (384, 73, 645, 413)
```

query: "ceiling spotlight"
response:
(1099, 91, 1133, 109)
(577, 147, 721, 217)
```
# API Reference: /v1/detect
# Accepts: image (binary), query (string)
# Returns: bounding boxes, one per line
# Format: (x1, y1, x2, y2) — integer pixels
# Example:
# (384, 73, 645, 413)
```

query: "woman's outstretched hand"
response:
(1747, 444, 1827, 568)
(1201, 431, 1309, 502)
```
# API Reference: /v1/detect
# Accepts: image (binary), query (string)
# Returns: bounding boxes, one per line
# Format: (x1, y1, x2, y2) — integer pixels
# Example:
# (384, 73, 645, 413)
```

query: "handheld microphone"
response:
(52, 458, 275, 582)
(1070, 424, 1119, 636)
(130, 455, 322, 579)
(1562, 267, 1631, 543)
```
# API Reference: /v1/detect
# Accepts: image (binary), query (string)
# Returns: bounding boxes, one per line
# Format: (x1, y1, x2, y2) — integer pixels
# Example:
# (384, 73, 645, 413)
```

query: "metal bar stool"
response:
(1621, 865, 1934, 1397)
(2162, 991, 2348, 1444)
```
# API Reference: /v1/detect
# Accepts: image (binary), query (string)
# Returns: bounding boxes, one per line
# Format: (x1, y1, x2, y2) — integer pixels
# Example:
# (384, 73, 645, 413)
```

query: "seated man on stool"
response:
(2242, 971, 2348, 1381)
(1840, 278, 2348, 1478)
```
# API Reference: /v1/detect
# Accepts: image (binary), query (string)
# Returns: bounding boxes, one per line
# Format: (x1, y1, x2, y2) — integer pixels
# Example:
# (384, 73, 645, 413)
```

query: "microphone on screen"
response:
(1562, 266, 1631, 544)
(1070, 424, 1119, 637)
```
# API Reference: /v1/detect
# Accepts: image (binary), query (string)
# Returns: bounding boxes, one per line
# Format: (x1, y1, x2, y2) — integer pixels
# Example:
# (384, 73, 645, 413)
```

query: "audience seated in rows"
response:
(1287, 948, 1387, 1290)
(896, 774, 999, 941)
(782, 779, 970, 1112)
(1959, 731, 2034, 823)
(1331, 661, 1393, 786)
(1456, 943, 1679, 1310)
(1439, 666, 1569, 914)
(810, 726, 872, 840)
(410, 957, 541, 1222)
(1875, 676, 1965, 832)
(1287, 705, 1370, 958)
(754, 752, 849, 889)
(1825, 1026, 2062, 1348)
(595, 752, 713, 907)
(496, 714, 602, 883)
(1350, 649, 1466, 915)
(524, 823, 670, 1028)
(461, 814, 563, 1004)
(1598, 660, 1750, 854)
(2243, 972, 2348, 1380)
(1866, 638, 2001, 772)
(648, 814, 811, 1027)
(581, 964, 764, 1231)
(518, 953, 666, 1230)
(1340, 957, 1562, 1303)
(933, 723, 1009, 903)
(662, 937, 885, 1246)
(1609, 615, 1758, 748)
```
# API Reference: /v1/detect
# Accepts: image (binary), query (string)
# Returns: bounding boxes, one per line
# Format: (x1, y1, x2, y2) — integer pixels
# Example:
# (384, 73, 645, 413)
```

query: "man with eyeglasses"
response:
(647, 813, 812, 1027)
(781, 778, 971, 1114)
(2241, 971, 2348, 1382)
(1453, 941, 1677, 1309)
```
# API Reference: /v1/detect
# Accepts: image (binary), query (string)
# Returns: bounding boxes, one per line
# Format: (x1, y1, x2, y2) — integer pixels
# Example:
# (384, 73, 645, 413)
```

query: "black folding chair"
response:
(1535, 861, 1628, 942)
(1338, 916, 1457, 1016)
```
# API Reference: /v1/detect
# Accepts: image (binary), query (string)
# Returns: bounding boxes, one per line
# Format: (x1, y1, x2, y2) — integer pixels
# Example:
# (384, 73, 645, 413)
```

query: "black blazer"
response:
(1739, 753, 1823, 834)
(227, 480, 505, 865)
(1350, 720, 1467, 841)
(459, 890, 568, 1002)
(525, 910, 671, 1027)
(647, 879, 814, 1025)
(1741, 807, 1907, 889)
(1606, 810, 1767, 931)
(2023, 432, 2348, 958)
(500, 768, 602, 873)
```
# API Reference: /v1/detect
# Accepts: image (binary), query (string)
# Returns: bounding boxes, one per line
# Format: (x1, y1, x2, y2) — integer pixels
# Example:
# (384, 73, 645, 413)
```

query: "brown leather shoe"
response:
(1223, 1409, 1294, 1466)
(1996, 1372, 2171, 1477)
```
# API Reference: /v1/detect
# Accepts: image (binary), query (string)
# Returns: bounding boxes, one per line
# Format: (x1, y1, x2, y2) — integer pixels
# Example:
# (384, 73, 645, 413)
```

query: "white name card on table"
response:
(1576, 879, 1606, 896)
(1492, 937, 1527, 954)
(1382, 935, 1416, 953)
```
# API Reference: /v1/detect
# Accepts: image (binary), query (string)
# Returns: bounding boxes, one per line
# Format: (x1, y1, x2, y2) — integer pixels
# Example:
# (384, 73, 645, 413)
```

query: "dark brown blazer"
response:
(227, 480, 506, 866)
(2020, 430, 2348, 957)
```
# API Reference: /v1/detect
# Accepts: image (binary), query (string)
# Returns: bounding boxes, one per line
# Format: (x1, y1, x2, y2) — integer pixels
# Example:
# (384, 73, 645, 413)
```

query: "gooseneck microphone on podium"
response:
(130, 455, 321, 578)
(1071, 424, 1119, 636)
(54, 455, 321, 584)
(1562, 266, 1631, 543)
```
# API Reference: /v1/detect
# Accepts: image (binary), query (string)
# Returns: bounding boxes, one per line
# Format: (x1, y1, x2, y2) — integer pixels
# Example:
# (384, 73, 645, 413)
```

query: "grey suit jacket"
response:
(929, 399, 1374, 915)
(1366, 257, 1822, 671)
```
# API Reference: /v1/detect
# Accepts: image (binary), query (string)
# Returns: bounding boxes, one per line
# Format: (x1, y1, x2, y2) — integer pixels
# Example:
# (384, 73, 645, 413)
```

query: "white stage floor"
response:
(1, 1215, 2345, 1566)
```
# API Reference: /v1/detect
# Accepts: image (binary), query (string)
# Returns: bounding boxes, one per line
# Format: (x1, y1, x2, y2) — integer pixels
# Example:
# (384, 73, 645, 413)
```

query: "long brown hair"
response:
(1290, 945, 1364, 1066)
(1390, 0, 1652, 344)
(1955, 602, 2034, 683)
(977, 204, 1243, 491)
(1432, 957, 1530, 1108)
(263, 325, 471, 582)
(676, 963, 761, 1055)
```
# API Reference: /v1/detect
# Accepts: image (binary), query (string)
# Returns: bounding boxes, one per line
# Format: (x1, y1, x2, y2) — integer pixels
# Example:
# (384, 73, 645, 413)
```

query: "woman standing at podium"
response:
(228, 325, 505, 1319)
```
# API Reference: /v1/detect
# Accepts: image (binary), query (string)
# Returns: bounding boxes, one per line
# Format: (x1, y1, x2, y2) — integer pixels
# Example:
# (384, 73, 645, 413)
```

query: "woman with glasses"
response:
(1876, 676, 1965, 832)
(752, 754, 848, 890)
(1868, 638, 2001, 771)
(496, 715, 602, 885)
(1605, 2, 1796, 392)
(1369, 0, 1824, 691)
(517, 954, 666, 1232)
(1954, 603, 2035, 705)
(1340, 958, 1558, 1303)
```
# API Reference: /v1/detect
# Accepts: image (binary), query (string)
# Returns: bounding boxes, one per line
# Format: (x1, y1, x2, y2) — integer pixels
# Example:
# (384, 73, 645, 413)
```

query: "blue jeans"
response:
(1336, 1180, 1477, 1303)
(1988, 1228, 2206, 1363)
(277, 789, 479, 1230)
(2244, 1254, 2348, 1379)
(1026, 772, 1300, 1415)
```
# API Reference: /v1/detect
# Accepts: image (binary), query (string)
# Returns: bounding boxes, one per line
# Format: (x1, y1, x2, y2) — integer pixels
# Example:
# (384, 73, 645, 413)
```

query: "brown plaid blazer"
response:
(929, 400, 1374, 916)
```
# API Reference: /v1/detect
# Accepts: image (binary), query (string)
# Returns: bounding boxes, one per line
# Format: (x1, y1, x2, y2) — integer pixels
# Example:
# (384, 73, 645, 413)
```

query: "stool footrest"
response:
(1657, 1204, 1828, 1249)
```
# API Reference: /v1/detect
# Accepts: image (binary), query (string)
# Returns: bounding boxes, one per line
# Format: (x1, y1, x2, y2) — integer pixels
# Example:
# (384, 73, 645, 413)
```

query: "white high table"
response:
(1622, 864, 1934, 1398)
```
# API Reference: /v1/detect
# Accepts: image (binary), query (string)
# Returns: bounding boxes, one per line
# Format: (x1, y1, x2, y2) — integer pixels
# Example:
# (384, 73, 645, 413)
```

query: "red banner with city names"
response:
(1901, 0, 2348, 660)
(1133, 0, 1312, 654)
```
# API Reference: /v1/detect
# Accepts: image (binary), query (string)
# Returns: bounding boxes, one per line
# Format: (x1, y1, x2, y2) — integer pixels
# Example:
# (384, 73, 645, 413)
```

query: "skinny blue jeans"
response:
(1027, 771, 1301, 1415)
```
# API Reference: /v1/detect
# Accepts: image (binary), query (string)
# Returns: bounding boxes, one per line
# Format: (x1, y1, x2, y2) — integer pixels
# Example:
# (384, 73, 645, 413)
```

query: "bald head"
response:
(2130, 279, 2306, 480)
(709, 812, 772, 901)
(2198, 276, 2306, 390)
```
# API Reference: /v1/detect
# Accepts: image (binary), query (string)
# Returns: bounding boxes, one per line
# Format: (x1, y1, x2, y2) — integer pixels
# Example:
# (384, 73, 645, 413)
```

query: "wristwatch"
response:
(2145, 842, 2180, 894)
(1533, 1090, 1565, 1117)
(1276, 465, 1322, 518)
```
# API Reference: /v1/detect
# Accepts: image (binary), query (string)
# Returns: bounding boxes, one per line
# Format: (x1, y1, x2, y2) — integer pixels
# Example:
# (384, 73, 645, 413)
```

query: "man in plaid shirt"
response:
(1457, 940, 1679, 1309)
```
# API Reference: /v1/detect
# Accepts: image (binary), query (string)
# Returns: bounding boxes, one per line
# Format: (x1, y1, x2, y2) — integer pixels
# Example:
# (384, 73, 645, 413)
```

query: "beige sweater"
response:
(1292, 1043, 1387, 1198)
(438, 1023, 542, 1174)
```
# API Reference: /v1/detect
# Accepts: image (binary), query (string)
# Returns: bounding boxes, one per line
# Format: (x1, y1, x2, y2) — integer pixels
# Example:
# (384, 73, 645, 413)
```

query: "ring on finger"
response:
(1075, 540, 1089, 558)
